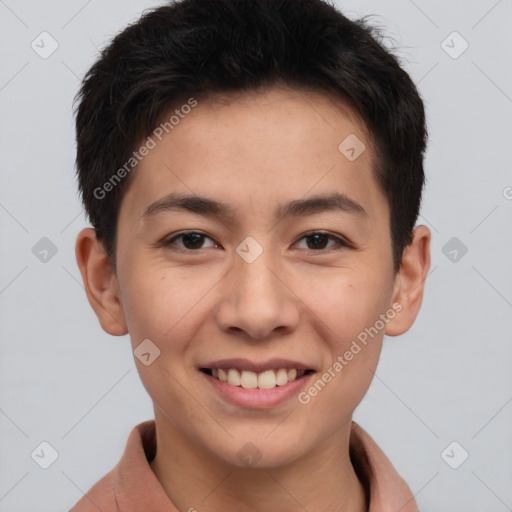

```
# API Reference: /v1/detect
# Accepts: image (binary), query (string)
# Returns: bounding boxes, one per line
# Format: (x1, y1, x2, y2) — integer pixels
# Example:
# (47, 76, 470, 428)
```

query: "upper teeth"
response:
(211, 368, 306, 389)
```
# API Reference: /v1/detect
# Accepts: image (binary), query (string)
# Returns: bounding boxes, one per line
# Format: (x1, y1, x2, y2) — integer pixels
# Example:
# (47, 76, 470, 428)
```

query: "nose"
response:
(214, 248, 300, 341)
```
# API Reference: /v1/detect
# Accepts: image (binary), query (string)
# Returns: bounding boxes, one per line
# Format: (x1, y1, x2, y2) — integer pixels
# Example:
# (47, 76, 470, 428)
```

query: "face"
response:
(91, 86, 417, 467)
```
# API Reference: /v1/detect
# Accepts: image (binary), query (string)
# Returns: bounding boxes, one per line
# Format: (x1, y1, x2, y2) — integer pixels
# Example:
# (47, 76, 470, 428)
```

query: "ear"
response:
(385, 225, 431, 336)
(75, 228, 128, 336)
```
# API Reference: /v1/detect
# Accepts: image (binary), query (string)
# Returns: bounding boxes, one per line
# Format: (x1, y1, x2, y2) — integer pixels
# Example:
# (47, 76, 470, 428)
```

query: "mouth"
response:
(199, 358, 318, 408)
(200, 367, 316, 390)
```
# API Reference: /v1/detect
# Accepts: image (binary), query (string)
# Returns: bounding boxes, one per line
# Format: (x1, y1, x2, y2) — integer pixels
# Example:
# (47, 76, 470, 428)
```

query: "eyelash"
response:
(161, 230, 355, 253)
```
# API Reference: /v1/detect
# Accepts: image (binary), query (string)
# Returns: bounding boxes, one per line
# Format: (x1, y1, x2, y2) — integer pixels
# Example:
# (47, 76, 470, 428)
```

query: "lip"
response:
(199, 358, 315, 373)
(199, 368, 316, 408)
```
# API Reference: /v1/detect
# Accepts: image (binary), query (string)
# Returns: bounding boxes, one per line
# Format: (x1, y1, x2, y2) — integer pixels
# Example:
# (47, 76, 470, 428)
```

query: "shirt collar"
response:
(113, 420, 418, 512)
(349, 422, 418, 512)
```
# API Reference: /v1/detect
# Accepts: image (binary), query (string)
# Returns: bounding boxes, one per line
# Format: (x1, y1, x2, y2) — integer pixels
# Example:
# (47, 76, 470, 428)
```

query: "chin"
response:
(209, 436, 308, 470)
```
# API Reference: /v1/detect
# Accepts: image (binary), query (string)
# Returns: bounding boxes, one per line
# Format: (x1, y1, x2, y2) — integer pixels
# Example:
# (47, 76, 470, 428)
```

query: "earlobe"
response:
(75, 228, 128, 336)
(385, 225, 431, 337)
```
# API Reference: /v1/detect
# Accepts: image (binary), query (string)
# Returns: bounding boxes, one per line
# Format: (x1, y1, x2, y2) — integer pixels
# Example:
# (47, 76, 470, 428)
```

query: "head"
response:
(75, 0, 430, 468)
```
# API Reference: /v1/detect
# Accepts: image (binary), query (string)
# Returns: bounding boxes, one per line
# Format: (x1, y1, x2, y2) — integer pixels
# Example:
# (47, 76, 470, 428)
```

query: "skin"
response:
(76, 85, 431, 512)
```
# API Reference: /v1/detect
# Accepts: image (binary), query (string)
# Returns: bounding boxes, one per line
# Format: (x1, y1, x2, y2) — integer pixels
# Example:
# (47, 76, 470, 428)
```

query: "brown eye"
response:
(163, 231, 217, 251)
(295, 232, 353, 251)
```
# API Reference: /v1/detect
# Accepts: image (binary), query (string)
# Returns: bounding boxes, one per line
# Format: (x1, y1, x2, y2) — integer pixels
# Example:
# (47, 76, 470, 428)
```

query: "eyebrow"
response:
(142, 192, 367, 222)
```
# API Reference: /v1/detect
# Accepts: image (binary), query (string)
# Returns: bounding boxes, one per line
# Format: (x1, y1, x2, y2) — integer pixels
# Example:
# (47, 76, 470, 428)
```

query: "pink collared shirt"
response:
(70, 420, 418, 511)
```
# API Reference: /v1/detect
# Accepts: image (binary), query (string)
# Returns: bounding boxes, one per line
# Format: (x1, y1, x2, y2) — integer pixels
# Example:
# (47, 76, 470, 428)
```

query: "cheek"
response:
(120, 267, 207, 346)
(119, 270, 208, 414)
(312, 270, 393, 343)
(300, 271, 391, 407)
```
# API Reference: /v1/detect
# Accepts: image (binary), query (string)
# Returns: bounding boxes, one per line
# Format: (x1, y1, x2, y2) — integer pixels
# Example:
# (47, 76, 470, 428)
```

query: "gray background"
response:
(1, 0, 511, 510)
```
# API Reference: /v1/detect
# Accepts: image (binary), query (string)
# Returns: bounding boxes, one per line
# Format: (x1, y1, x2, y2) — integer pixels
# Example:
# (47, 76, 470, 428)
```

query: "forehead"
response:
(119, 85, 387, 225)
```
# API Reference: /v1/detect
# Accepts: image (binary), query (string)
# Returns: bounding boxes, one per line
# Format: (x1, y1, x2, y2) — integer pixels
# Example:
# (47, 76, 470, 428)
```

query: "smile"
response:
(201, 367, 315, 390)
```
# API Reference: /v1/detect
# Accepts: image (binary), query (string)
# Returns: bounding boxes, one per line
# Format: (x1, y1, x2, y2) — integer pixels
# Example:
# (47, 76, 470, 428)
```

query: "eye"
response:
(162, 231, 219, 251)
(161, 230, 354, 253)
(294, 231, 353, 251)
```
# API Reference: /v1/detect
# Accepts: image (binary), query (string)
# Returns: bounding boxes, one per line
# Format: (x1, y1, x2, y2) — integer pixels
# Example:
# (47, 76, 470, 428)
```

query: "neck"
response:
(149, 409, 368, 512)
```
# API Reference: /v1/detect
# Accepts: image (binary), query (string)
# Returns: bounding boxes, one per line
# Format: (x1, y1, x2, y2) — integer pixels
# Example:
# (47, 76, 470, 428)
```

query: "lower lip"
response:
(200, 370, 315, 408)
